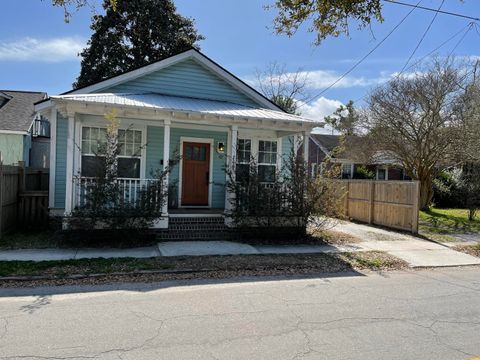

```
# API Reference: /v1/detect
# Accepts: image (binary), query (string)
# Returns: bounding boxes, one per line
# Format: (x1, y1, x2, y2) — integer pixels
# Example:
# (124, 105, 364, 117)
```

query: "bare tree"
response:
(255, 62, 309, 115)
(364, 59, 465, 210)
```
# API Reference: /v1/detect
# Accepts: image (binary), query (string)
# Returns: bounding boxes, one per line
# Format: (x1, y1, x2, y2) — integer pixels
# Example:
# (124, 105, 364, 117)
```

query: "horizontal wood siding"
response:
(169, 127, 228, 209)
(104, 59, 258, 107)
(54, 113, 68, 208)
(145, 126, 164, 177)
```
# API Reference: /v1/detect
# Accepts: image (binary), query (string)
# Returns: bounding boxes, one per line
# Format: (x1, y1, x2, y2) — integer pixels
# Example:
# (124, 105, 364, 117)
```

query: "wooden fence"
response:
(0, 161, 49, 238)
(333, 180, 420, 233)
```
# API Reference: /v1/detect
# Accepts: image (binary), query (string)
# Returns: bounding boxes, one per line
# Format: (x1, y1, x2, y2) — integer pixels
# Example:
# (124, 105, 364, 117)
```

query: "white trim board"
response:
(178, 137, 214, 209)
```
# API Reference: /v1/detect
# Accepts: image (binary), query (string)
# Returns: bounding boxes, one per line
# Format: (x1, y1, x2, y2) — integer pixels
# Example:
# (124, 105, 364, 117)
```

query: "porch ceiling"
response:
(47, 92, 322, 127)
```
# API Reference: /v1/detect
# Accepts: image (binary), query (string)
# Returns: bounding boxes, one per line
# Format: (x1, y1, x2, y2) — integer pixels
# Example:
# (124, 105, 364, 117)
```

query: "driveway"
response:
(331, 220, 480, 267)
(1, 268, 479, 359)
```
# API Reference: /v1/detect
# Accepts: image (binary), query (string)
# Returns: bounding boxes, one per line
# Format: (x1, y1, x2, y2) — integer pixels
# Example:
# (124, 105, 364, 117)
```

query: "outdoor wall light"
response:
(217, 141, 225, 154)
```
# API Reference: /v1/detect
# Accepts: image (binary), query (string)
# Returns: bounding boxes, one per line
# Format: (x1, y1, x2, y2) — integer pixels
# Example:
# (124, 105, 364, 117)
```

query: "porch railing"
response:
(74, 177, 161, 209)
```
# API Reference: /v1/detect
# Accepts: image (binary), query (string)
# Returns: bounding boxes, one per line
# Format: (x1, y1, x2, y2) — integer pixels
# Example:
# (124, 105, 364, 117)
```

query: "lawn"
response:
(419, 207, 480, 236)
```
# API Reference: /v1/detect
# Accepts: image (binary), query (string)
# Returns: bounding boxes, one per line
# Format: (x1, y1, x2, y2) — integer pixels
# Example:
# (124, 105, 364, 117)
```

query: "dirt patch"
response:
(0, 251, 407, 288)
(316, 229, 362, 245)
(453, 244, 480, 258)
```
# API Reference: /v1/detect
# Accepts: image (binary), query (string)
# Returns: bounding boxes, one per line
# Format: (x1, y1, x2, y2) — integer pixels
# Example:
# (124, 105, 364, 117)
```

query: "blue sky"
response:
(0, 0, 478, 125)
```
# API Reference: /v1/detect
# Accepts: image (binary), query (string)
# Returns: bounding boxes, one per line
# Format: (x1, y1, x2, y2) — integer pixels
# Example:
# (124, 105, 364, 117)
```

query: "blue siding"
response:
(103, 59, 259, 107)
(169, 128, 228, 209)
(55, 113, 68, 208)
(145, 126, 164, 177)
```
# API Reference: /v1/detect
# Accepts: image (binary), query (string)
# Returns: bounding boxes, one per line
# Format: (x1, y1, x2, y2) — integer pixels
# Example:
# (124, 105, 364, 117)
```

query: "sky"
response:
(0, 0, 478, 132)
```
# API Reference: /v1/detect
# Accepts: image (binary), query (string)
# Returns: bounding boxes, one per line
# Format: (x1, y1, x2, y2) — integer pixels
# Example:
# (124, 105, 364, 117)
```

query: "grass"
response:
(0, 251, 407, 279)
(419, 208, 480, 239)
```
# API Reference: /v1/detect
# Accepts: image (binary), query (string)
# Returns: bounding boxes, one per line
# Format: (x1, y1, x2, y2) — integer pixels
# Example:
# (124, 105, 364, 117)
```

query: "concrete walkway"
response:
(331, 220, 480, 268)
(0, 221, 479, 268)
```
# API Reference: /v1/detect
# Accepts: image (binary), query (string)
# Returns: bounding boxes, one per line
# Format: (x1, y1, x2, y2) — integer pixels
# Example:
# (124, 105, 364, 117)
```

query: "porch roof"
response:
(48, 92, 321, 126)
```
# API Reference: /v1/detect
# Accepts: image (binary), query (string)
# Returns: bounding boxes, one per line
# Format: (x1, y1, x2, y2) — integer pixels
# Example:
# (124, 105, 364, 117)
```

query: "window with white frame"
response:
(117, 129, 142, 178)
(81, 127, 107, 177)
(236, 138, 251, 182)
(80, 127, 142, 179)
(258, 140, 277, 182)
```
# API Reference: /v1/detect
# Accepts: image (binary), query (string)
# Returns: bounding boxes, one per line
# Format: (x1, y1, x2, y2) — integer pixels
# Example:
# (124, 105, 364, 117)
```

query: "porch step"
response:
(156, 216, 232, 241)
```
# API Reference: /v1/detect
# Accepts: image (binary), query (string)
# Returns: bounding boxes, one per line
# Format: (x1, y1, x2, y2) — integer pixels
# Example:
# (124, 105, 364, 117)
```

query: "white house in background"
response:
(35, 49, 321, 228)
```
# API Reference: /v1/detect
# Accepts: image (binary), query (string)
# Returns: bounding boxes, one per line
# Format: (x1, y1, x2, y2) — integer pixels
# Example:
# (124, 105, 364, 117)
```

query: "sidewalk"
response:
(1, 229, 480, 268)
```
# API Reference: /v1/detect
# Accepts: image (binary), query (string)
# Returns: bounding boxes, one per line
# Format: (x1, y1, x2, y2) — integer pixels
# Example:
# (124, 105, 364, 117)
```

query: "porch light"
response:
(217, 141, 225, 154)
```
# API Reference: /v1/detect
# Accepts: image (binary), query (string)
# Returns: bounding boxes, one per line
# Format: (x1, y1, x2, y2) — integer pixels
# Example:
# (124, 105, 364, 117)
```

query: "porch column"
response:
(302, 131, 310, 164)
(48, 108, 57, 209)
(225, 125, 238, 212)
(64, 112, 75, 215)
(162, 120, 171, 216)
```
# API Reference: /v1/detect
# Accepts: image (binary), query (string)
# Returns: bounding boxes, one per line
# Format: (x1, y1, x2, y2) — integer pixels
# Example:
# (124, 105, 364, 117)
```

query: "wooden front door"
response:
(181, 142, 210, 206)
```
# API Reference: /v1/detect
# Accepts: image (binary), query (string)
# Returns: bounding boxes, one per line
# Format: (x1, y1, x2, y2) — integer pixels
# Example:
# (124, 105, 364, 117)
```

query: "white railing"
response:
(74, 177, 161, 209)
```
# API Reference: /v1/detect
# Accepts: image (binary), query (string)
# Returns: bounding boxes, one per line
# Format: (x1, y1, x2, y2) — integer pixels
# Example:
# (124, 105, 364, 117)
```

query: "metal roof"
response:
(51, 92, 320, 124)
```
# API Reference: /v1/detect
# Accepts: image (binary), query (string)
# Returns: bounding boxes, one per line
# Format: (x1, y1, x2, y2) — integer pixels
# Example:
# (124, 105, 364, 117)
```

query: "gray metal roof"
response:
(52, 92, 319, 124)
(0, 90, 47, 132)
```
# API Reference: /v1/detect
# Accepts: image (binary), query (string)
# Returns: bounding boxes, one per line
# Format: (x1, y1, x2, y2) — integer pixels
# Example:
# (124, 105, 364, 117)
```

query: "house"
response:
(309, 134, 408, 180)
(0, 90, 49, 167)
(34, 49, 321, 228)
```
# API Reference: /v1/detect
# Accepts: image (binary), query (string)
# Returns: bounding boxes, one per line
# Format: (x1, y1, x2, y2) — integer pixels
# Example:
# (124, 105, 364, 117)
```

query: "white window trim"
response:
(178, 136, 214, 208)
(237, 136, 282, 175)
(77, 123, 147, 179)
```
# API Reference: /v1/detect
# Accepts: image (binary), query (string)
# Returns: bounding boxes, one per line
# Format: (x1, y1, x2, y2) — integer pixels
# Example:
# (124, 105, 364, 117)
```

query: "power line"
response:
(298, 0, 423, 107)
(398, 0, 445, 74)
(384, 0, 480, 22)
(352, 22, 473, 104)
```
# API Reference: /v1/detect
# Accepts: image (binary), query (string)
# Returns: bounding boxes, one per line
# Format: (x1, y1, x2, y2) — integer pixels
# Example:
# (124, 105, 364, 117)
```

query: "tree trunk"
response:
(419, 177, 434, 210)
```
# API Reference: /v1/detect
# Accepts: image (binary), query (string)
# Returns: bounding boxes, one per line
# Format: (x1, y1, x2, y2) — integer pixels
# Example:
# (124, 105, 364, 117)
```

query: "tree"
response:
(324, 100, 359, 135)
(255, 62, 309, 115)
(73, 0, 204, 88)
(51, 0, 117, 22)
(269, 0, 383, 44)
(364, 59, 464, 210)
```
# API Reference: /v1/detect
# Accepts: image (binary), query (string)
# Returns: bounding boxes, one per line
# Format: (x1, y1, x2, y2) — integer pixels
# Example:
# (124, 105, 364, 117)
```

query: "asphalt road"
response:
(1, 268, 480, 359)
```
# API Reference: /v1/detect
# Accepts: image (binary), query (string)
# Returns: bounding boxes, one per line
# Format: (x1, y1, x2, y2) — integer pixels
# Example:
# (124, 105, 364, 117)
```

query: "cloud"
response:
(299, 96, 343, 121)
(305, 69, 389, 89)
(0, 37, 85, 62)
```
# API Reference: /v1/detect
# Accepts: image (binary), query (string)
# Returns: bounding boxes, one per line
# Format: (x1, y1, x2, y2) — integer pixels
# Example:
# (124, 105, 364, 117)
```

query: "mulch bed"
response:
(453, 244, 480, 258)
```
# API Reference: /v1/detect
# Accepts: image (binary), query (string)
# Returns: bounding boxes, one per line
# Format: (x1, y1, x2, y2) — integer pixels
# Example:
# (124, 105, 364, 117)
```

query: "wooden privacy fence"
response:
(332, 180, 420, 233)
(0, 160, 49, 237)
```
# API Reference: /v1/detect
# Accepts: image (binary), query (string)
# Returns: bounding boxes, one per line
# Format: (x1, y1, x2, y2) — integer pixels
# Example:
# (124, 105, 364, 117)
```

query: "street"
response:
(1, 268, 479, 359)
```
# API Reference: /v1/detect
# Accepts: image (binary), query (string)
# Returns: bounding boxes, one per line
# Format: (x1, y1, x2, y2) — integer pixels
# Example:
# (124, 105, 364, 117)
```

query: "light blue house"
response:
(35, 49, 320, 228)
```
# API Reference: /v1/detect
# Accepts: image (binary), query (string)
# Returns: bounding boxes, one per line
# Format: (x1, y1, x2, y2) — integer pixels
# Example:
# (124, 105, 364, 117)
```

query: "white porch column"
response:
(302, 131, 310, 164)
(225, 125, 238, 212)
(162, 120, 171, 216)
(48, 108, 57, 209)
(64, 112, 75, 215)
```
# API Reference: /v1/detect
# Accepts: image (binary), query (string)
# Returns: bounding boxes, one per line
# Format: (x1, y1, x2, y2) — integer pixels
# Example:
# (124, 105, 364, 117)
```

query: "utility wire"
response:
(384, 0, 480, 22)
(351, 22, 473, 105)
(297, 0, 423, 108)
(398, 0, 445, 74)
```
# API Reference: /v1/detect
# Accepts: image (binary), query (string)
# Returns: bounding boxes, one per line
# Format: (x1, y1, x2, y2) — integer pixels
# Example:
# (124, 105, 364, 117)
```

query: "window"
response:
(81, 127, 142, 179)
(117, 129, 142, 178)
(236, 139, 251, 182)
(341, 163, 353, 179)
(258, 140, 277, 183)
(81, 127, 107, 177)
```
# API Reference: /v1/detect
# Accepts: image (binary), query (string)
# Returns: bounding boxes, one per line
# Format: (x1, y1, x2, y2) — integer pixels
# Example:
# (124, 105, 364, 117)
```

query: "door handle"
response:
(206, 171, 209, 185)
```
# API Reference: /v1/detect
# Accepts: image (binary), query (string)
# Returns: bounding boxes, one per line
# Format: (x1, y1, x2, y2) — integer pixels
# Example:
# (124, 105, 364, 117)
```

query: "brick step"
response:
(169, 217, 225, 224)
(156, 231, 232, 241)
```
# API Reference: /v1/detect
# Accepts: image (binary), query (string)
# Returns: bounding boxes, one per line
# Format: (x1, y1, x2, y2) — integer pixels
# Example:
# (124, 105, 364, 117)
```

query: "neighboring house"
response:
(309, 134, 408, 180)
(0, 90, 49, 167)
(34, 49, 320, 227)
